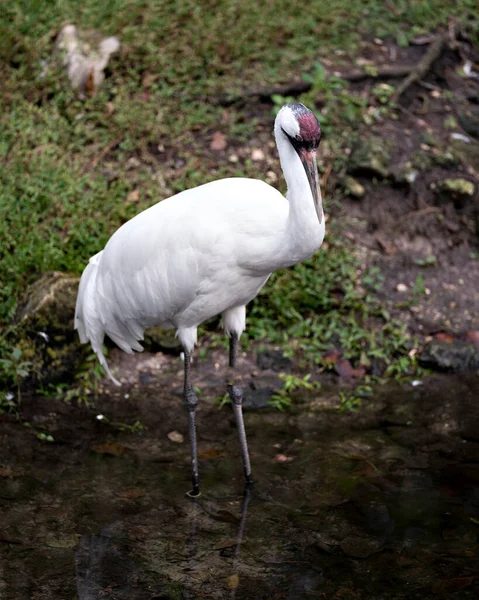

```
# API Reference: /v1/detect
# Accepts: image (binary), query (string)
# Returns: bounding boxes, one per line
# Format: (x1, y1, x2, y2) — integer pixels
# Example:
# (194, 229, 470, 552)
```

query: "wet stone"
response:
(256, 349, 292, 372)
(419, 339, 479, 372)
(339, 535, 383, 558)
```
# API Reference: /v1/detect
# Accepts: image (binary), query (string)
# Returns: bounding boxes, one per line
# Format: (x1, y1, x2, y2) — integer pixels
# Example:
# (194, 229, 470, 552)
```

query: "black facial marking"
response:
(282, 103, 322, 151)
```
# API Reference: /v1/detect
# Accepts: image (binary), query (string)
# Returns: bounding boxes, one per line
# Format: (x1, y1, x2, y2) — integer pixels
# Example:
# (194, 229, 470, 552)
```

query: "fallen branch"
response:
(392, 23, 460, 101)
(216, 64, 414, 105)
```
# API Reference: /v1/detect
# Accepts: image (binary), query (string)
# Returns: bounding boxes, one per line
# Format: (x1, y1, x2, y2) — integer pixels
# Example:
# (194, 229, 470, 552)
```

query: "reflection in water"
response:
(75, 525, 123, 600)
(74, 490, 254, 600)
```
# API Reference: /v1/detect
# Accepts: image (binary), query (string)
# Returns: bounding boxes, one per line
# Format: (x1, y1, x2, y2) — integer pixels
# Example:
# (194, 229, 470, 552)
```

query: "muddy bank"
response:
(1, 373, 479, 599)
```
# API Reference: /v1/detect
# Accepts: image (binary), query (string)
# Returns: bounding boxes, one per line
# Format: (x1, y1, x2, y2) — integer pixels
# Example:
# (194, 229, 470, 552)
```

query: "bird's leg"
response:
(184, 351, 200, 497)
(227, 333, 253, 487)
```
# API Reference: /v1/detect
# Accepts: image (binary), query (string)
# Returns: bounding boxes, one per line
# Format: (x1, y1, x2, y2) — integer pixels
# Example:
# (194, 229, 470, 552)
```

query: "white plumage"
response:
(75, 103, 325, 387)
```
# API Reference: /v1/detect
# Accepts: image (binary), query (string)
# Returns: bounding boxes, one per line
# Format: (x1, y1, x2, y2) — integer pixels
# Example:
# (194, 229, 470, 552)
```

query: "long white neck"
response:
(273, 124, 325, 266)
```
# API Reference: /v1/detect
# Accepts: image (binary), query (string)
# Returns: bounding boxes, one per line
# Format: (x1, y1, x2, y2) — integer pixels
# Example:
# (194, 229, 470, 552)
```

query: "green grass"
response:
(0, 0, 476, 391)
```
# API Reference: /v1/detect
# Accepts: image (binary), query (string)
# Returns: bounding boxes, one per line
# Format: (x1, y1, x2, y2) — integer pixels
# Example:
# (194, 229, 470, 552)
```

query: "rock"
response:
(348, 137, 393, 179)
(419, 339, 479, 372)
(458, 107, 479, 139)
(256, 349, 292, 372)
(344, 176, 365, 198)
(242, 388, 274, 409)
(17, 272, 85, 384)
(433, 178, 476, 210)
(339, 535, 383, 558)
(449, 138, 479, 171)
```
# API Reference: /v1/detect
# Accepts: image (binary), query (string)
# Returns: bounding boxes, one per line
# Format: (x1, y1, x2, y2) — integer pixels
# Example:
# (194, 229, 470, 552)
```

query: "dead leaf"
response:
(274, 453, 294, 463)
(0, 467, 24, 478)
(435, 332, 454, 343)
(85, 68, 95, 96)
(211, 510, 240, 524)
(90, 442, 126, 457)
(142, 72, 157, 88)
(46, 534, 81, 548)
(322, 349, 341, 367)
(432, 576, 474, 594)
(376, 235, 396, 255)
(210, 131, 227, 151)
(167, 430, 184, 443)
(105, 102, 115, 116)
(118, 487, 145, 499)
(335, 358, 365, 378)
(340, 535, 382, 558)
(465, 331, 479, 346)
(334, 587, 360, 599)
(226, 574, 239, 590)
(198, 447, 223, 459)
(126, 189, 140, 203)
(213, 539, 238, 550)
(251, 148, 265, 161)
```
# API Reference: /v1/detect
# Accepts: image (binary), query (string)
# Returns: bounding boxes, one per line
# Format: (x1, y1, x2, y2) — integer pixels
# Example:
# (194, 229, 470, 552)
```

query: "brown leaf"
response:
(198, 447, 223, 459)
(46, 534, 81, 548)
(465, 331, 479, 346)
(167, 430, 184, 443)
(213, 539, 238, 550)
(340, 535, 382, 558)
(211, 510, 240, 524)
(142, 72, 157, 88)
(105, 102, 115, 116)
(226, 574, 239, 590)
(0, 467, 24, 478)
(126, 189, 140, 203)
(274, 453, 294, 463)
(435, 332, 454, 343)
(210, 131, 227, 151)
(85, 68, 95, 96)
(376, 235, 396, 255)
(118, 487, 145, 499)
(335, 359, 366, 378)
(90, 442, 126, 457)
(432, 576, 474, 594)
(322, 349, 341, 367)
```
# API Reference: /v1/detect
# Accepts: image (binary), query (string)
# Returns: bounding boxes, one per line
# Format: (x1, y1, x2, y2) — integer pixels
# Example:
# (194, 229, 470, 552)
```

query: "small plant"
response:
(0, 391, 17, 415)
(371, 83, 395, 105)
(271, 373, 321, 411)
(300, 62, 367, 136)
(339, 383, 373, 413)
(0, 347, 32, 404)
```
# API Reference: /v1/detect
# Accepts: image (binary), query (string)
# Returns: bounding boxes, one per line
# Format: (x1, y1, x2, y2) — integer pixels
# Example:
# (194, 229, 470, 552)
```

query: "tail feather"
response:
(75, 251, 123, 386)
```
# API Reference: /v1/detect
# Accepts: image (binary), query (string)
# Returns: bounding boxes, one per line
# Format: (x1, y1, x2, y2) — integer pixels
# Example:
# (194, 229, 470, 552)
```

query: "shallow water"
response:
(1, 374, 479, 599)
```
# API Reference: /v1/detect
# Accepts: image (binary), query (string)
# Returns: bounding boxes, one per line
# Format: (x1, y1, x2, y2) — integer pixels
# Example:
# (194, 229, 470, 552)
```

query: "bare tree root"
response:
(392, 22, 461, 101)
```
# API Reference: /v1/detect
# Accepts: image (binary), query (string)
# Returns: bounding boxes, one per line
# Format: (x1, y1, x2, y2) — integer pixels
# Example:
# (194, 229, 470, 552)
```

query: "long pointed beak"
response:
(299, 150, 323, 224)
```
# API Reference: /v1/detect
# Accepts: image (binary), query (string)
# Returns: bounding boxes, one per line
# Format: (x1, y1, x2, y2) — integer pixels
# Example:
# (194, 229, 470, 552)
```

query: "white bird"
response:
(75, 102, 325, 496)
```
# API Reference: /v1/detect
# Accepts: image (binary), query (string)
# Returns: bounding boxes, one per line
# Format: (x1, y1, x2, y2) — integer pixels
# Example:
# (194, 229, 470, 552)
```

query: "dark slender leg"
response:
(229, 332, 238, 368)
(184, 351, 200, 497)
(228, 334, 253, 486)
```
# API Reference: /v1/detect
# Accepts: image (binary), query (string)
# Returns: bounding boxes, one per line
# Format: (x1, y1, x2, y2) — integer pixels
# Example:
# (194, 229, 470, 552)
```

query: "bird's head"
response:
(275, 103, 323, 222)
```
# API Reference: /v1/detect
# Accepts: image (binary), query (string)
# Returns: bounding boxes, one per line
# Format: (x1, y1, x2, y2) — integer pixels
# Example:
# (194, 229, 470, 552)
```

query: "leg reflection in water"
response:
(184, 488, 253, 599)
